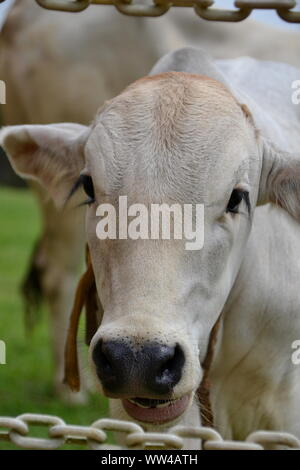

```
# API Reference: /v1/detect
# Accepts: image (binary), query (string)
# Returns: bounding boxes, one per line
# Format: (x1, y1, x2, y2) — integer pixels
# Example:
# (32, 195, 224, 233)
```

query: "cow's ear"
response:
(258, 139, 300, 221)
(0, 123, 90, 207)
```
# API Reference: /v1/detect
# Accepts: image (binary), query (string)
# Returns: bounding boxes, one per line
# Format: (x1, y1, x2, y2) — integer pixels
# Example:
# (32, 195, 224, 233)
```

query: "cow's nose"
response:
(92, 340, 185, 396)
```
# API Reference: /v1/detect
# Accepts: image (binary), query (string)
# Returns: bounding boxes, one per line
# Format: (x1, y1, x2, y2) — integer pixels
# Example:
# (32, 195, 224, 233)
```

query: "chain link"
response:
(33, 0, 300, 22)
(1, 413, 300, 449)
(9, 414, 66, 450)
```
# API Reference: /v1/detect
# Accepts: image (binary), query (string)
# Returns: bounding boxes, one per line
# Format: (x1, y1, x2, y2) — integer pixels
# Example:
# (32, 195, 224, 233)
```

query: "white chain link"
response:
(1, 413, 300, 449)
(29, 0, 300, 22)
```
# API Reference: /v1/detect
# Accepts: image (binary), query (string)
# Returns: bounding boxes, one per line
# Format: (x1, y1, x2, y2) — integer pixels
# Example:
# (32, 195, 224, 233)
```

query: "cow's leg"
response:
(29, 182, 88, 402)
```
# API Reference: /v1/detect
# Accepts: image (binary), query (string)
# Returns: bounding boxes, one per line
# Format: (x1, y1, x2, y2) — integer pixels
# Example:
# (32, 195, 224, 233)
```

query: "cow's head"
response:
(2, 72, 300, 427)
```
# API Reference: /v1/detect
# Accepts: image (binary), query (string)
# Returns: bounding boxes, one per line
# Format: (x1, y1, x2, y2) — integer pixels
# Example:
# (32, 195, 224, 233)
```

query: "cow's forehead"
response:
(86, 72, 256, 204)
(131, 71, 235, 102)
(99, 71, 242, 121)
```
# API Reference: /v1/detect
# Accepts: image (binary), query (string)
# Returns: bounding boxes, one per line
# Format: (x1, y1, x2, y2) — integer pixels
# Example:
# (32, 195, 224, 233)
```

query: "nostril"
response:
(160, 345, 184, 375)
(153, 344, 185, 392)
(92, 340, 114, 377)
(92, 340, 134, 393)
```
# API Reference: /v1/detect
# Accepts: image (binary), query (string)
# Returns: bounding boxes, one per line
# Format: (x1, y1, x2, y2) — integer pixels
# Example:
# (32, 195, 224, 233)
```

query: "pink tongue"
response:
(122, 395, 190, 424)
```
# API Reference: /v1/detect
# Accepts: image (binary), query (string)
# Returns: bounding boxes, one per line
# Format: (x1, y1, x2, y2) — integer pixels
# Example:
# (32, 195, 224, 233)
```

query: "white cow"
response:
(1, 0, 300, 403)
(2, 48, 300, 448)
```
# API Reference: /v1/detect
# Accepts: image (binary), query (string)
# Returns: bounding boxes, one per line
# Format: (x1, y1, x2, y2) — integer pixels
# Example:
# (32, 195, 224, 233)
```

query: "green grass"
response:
(0, 187, 109, 449)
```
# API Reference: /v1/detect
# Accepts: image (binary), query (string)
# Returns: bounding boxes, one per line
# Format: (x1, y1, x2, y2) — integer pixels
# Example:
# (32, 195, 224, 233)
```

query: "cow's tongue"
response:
(122, 395, 190, 424)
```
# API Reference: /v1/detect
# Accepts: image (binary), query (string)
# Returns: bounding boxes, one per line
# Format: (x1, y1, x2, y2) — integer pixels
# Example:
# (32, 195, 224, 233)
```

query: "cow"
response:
(1, 0, 300, 403)
(1, 47, 300, 448)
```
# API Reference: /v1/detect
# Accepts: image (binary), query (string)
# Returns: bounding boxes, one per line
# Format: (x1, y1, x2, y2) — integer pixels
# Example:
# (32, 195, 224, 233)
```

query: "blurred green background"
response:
(0, 187, 109, 449)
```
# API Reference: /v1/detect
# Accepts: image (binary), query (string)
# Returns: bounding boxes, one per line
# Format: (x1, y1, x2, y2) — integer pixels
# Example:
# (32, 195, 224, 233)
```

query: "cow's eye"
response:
(82, 174, 95, 202)
(226, 188, 246, 214)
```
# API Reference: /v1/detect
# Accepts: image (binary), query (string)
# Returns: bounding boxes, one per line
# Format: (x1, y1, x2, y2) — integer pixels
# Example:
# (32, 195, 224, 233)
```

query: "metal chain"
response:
(29, 0, 300, 22)
(1, 413, 300, 449)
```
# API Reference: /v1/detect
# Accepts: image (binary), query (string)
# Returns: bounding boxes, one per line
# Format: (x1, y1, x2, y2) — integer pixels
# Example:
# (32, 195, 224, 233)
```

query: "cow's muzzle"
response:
(92, 339, 185, 398)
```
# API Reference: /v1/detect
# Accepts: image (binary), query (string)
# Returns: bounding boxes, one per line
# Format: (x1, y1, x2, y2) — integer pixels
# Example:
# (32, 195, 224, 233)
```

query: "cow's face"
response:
(83, 73, 260, 424)
(3, 72, 299, 427)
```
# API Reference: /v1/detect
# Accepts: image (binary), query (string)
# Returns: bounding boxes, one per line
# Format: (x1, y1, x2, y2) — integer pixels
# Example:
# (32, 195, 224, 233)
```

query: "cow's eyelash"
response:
(242, 191, 251, 214)
(78, 197, 95, 207)
(67, 175, 84, 201)
(226, 189, 251, 215)
(67, 175, 95, 206)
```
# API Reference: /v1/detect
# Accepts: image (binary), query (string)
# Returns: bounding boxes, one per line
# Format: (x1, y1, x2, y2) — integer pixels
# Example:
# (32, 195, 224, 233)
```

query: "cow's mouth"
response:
(122, 394, 191, 424)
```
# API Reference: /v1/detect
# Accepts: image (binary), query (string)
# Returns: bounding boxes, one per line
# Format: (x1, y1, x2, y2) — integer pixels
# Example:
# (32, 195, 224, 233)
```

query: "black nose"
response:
(92, 340, 185, 397)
